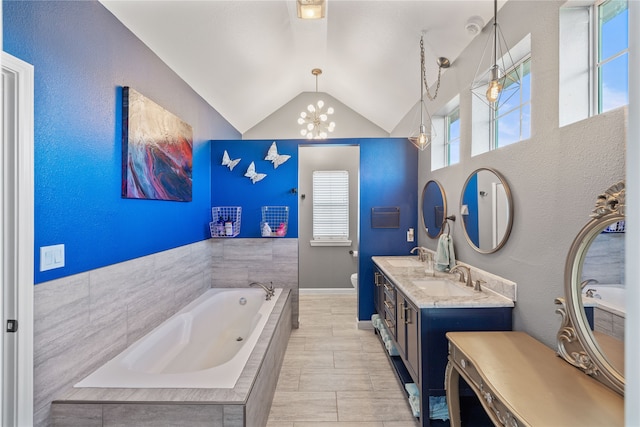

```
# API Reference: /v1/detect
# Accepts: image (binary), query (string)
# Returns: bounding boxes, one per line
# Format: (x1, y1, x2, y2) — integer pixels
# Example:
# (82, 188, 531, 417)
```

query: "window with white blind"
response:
(311, 170, 351, 246)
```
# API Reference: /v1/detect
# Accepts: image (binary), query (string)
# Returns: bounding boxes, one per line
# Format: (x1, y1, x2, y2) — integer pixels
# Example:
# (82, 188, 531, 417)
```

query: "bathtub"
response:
(583, 284, 625, 317)
(75, 287, 283, 389)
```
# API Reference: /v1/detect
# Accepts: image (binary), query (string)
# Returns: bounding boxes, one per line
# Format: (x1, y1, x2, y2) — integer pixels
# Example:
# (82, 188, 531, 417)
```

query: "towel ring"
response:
(441, 215, 456, 236)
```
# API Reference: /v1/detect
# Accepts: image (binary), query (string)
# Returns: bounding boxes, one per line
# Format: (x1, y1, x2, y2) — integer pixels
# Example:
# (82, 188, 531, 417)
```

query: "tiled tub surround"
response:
(210, 238, 299, 328)
(51, 289, 292, 426)
(34, 240, 213, 426)
(34, 238, 299, 426)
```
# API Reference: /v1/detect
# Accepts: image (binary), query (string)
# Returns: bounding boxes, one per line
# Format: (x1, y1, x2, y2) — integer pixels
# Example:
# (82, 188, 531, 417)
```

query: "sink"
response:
(411, 279, 475, 297)
(387, 259, 423, 267)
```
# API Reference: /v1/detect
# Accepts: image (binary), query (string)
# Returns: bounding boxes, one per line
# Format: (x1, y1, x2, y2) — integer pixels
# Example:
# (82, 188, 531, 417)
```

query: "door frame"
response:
(2, 51, 35, 427)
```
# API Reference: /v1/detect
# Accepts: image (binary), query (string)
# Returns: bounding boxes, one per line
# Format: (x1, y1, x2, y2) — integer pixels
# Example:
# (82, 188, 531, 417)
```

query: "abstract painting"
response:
(122, 87, 193, 201)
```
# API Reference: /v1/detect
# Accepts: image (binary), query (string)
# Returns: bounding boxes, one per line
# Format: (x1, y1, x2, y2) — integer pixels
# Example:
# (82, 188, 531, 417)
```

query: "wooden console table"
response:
(445, 331, 623, 427)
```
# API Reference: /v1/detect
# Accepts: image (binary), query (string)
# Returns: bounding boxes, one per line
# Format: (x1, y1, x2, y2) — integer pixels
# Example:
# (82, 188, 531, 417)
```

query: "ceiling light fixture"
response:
(470, 0, 520, 110)
(298, 68, 335, 139)
(408, 35, 450, 151)
(297, 0, 325, 19)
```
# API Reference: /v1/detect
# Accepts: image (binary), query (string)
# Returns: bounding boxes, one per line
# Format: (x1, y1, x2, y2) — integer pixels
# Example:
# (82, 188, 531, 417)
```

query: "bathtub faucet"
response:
(580, 279, 599, 289)
(250, 281, 275, 300)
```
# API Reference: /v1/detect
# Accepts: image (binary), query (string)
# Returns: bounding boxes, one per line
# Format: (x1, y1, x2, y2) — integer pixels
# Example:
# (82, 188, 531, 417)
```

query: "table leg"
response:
(445, 360, 462, 427)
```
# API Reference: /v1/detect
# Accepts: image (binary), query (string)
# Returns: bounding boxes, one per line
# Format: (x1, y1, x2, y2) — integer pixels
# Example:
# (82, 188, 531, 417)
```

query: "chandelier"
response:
(298, 68, 335, 139)
(408, 35, 450, 151)
(470, 0, 521, 110)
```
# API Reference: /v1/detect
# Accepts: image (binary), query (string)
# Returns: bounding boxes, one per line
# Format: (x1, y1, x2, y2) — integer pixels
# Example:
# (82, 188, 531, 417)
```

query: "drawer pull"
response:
(461, 358, 467, 369)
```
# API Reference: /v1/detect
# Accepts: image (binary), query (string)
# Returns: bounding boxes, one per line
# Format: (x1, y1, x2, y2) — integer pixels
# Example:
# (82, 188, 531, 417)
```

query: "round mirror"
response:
(560, 181, 625, 394)
(421, 180, 447, 239)
(459, 168, 513, 253)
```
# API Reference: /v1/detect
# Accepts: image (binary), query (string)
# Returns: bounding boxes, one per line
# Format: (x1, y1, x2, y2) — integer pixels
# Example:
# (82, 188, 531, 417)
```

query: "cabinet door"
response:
(374, 270, 385, 315)
(396, 297, 407, 357)
(404, 299, 420, 379)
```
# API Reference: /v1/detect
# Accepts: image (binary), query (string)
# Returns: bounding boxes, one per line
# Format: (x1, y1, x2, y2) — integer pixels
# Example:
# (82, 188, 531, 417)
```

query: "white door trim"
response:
(2, 51, 35, 427)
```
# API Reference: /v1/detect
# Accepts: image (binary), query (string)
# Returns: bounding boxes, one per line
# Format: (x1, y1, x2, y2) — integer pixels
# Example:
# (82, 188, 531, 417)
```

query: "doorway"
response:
(298, 145, 359, 290)
(2, 51, 35, 427)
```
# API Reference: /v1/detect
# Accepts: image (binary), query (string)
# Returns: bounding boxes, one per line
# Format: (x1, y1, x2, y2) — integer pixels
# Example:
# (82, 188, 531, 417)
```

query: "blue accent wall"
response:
(359, 138, 418, 321)
(3, 1, 240, 284)
(211, 140, 299, 237)
(211, 138, 417, 320)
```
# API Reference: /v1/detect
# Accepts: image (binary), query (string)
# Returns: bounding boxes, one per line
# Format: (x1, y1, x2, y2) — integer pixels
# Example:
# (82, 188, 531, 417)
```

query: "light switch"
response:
(40, 244, 65, 271)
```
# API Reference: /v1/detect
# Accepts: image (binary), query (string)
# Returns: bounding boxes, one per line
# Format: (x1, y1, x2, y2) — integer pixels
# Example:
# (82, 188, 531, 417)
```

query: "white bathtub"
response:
(75, 287, 282, 389)
(583, 284, 625, 317)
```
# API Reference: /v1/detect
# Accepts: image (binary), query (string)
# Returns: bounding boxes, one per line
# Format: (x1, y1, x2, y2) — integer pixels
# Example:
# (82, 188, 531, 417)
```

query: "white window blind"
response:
(312, 170, 349, 242)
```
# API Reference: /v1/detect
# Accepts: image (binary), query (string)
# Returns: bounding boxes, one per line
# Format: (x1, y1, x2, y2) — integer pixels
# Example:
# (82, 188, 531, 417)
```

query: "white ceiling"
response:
(100, 0, 506, 134)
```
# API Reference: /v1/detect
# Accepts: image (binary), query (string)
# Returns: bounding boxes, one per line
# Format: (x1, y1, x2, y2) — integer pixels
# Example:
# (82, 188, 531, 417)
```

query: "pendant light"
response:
(470, 0, 521, 110)
(408, 35, 450, 151)
(298, 68, 335, 139)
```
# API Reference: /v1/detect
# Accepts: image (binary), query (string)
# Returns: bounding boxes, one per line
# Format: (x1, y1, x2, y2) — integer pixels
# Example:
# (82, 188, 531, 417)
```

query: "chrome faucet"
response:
(450, 265, 472, 287)
(250, 281, 275, 300)
(410, 246, 428, 262)
(580, 279, 599, 289)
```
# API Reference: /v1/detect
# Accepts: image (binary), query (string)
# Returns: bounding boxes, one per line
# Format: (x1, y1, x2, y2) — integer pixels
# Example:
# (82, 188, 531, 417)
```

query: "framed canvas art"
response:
(122, 87, 193, 201)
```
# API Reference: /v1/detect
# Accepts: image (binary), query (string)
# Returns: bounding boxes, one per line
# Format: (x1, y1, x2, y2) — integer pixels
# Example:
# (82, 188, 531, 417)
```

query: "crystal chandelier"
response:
(470, 0, 521, 110)
(298, 68, 335, 139)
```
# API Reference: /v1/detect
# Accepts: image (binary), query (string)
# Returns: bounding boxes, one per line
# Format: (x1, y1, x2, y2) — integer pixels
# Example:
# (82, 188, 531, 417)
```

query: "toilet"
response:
(350, 273, 358, 288)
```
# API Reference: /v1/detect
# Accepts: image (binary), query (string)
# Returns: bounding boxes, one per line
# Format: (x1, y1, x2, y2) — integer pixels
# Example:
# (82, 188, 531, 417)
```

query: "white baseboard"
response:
(299, 287, 356, 295)
(357, 320, 374, 330)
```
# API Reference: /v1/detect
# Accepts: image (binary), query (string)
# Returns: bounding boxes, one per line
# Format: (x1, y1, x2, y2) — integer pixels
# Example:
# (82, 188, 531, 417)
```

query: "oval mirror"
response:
(421, 180, 447, 239)
(459, 168, 513, 253)
(558, 181, 625, 395)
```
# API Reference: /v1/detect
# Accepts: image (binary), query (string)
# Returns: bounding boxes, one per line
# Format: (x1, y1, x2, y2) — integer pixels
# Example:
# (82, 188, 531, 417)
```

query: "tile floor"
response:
(266, 293, 418, 427)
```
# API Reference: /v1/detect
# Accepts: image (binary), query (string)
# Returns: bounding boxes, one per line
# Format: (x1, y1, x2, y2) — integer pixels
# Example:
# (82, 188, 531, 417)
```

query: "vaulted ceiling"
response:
(100, 0, 506, 134)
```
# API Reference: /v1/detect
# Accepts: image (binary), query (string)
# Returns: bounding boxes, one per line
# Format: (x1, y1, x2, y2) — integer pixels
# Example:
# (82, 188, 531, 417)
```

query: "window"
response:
(492, 57, 531, 149)
(594, 0, 628, 113)
(559, 0, 628, 126)
(445, 107, 460, 166)
(431, 95, 460, 171)
(311, 170, 350, 245)
(471, 34, 530, 156)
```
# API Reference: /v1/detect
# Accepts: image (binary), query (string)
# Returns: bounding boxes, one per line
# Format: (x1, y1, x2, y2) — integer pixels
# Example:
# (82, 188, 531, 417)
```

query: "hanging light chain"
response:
(420, 37, 444, 101)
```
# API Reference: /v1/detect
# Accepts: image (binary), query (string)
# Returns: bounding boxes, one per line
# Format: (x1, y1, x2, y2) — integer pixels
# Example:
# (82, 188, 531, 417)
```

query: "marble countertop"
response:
(372, 256, 515, 309)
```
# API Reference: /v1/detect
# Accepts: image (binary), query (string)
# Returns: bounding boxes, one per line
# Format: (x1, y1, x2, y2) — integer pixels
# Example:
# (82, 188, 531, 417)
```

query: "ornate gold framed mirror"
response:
(459, 168, 514, 253)
(556, 181, 625, 395)
(421, 180, 447, 239)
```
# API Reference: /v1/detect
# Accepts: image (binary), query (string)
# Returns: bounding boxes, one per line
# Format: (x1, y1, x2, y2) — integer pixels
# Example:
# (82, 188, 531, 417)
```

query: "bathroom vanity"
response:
(372, 256, 514, 427)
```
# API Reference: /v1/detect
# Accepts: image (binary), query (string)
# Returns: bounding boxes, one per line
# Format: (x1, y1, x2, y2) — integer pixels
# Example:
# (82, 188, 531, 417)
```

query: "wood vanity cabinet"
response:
(373, 266, 513, 427)
(396, 290, 420, 381)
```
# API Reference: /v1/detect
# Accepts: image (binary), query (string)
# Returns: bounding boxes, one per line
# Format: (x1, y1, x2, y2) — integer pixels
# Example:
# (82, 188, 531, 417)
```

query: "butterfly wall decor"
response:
(221, 150, 241, 171)
(264, 141, 291, 169)
(244, 161, 267, 184)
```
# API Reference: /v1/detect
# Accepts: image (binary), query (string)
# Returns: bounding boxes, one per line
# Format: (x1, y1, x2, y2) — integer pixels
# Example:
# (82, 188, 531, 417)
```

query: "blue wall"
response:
(211, 138, 418, 320)
(3, 1, 240, 283)
(211, 140, 299, 237)
(359, 138, 418, 320)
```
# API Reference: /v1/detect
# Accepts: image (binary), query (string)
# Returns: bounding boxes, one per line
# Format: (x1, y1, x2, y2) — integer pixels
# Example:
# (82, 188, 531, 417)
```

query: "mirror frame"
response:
(556, 181, 625, 395)
(421, 180, 447, 239)
(459, 167, 514, 254)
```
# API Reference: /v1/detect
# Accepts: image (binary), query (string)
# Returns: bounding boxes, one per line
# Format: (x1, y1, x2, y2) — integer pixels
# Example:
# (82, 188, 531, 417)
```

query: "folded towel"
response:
(405, 382, 420, 397)
(385, 339, 400, 356)
(435, 234, 456, 272)
(428, 396, 449, 421)
(408, 394, 420, 418)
